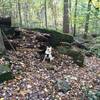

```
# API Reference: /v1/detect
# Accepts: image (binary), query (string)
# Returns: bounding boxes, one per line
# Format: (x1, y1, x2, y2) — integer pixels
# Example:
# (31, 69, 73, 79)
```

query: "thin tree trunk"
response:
(18, 0, 22, 27)
(54, 6, 57, 30)
(2, 1, 5, 16)
(94, 0, 99, 34)
(84, 0, 92, 38)
(9, 0, 12, 16)
(69, 0, 72, 33)
(73, 0, 78, 36)
(44, 0, 47, 28)
(63, 0, 69, 33)
(50, 0, 57, 30)
(24, 1, 29, 27)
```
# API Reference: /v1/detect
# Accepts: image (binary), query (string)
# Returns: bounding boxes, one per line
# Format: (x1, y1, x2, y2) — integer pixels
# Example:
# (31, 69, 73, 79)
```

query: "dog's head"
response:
(46, 46, 52, 53)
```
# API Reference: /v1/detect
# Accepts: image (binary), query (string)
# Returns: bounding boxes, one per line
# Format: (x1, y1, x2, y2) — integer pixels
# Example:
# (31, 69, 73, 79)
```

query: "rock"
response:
(64, 75, 77, 82)
(95, 74, 100, 85)
(67, 49, 84, 67)
(85, 51, 94, 57)
(95, 91, 100, 98)
(57, 46, 84, 67)
(0, 64, 13, 83)
(72, 40, 89, 50)
(90, 44, 100, 57)
(55, 79, 71, 93)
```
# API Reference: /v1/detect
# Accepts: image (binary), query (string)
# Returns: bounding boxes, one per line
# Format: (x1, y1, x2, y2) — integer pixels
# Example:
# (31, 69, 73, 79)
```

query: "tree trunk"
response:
(94, 0, 99, 34)
(18, 0, 22, 27)
(50, 0, 57, 30)
(73, 0, 78, 36)
(0, 29, 5, 53)
(44, 0, 48, 28)
(24, 1, 29, 27)
(63, 0, 69, 33)
(9, 0, 12, 17)
(69, 0, 73, 33)
(84, 0, 92, 38)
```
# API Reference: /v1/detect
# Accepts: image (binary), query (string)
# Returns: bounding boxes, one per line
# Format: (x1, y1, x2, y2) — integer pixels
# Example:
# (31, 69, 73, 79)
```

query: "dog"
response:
(43, 46, 54, 62)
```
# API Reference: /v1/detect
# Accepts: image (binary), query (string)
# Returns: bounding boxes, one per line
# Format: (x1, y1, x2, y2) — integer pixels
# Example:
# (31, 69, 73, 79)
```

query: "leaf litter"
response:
(0, 29, 100, 100)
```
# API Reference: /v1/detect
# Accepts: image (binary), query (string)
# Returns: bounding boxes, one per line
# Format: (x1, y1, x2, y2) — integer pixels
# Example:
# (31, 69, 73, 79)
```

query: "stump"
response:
(0, 17, 11, 27)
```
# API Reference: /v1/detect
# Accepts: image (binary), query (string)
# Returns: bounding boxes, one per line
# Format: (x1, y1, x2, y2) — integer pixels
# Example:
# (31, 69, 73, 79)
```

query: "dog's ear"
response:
(50, 46, 52, 49)
(49, 47, 52, 51)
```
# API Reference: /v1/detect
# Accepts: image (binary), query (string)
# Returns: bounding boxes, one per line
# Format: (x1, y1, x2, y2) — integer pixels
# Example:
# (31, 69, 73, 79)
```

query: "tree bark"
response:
(63, 0, 69, 33)
(94, 0, 99, 34)
(69, 0, 72, 33)
(50, 0, 57, 30)
(84, 0, 92, 38)
(44, 0, 48, 28)
(18, 0, 22, 27)
(73, 0, 78, 36)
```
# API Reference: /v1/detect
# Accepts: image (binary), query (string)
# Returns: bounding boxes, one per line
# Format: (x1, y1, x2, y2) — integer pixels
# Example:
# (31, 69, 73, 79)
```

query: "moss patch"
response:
(57, 46, 84, 67)
(0, 64, 14, 83)
(33, 28, 74, 47)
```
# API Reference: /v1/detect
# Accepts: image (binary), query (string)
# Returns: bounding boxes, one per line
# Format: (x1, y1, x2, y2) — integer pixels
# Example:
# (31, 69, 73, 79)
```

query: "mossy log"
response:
(33, 28, 74, 47)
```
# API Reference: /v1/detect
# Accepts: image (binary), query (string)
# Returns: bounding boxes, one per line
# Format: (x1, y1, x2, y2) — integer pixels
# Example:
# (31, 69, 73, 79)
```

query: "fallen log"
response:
(33, 28, 74, 47)
(36, 33, 50, 42)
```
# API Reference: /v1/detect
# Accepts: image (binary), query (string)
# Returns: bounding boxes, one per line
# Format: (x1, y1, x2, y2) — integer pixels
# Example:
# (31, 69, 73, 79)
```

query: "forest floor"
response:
(0, 30, 100, 100)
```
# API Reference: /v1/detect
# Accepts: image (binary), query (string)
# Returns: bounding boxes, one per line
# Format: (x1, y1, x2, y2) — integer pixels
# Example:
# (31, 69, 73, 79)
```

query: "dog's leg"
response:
(43, 54, 47, 62)
(49, 54, 54, 62)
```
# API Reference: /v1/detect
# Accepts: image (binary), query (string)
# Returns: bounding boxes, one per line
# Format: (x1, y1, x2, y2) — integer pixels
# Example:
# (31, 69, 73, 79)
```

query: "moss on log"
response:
(33, 28, 74, 47)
